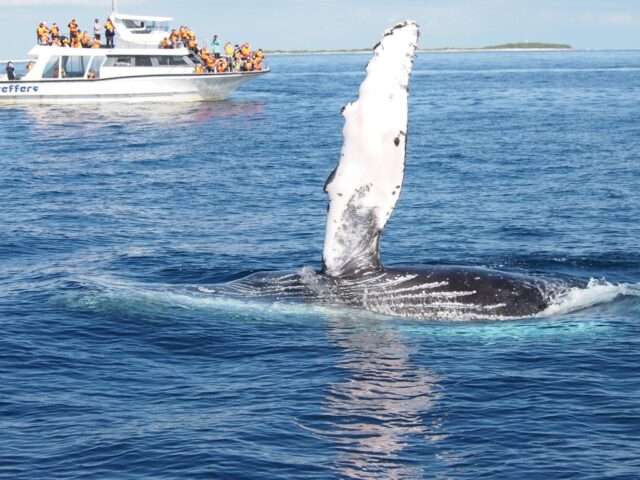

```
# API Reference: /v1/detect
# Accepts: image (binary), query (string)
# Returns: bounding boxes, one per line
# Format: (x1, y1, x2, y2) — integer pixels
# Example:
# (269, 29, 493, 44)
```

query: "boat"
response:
(0, 1, 268, 105)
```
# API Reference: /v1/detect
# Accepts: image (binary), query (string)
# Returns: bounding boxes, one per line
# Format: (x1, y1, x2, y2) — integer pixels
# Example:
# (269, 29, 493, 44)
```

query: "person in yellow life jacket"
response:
(92, 38, 101, 48)
(72, 36, 83, 48)
(180, 27, 189, 42)
(194, 63, 205, 74)
(252, 54, 263, 71)
(82, 31, 92, 47)
(26, 61, 35, 72)
(105, 19, 115, 48)
(243, 58, 253, 71)
(224, 42, 233, 65)
(256, 48, 264, 59)
(169, 29, 179, 43)
(187, 38, 198, 54)
(216, 59, 228, 73)
(36, 23, 45, 44)
(204, 55, 215, 72)
(68, 19, 78, 39)
(240, 43, 250, 59)
(160, 37, 169, 49)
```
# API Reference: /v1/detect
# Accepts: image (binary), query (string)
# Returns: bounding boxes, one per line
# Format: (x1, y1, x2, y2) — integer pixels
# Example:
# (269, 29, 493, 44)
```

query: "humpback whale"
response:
(204, 21, 559, 321)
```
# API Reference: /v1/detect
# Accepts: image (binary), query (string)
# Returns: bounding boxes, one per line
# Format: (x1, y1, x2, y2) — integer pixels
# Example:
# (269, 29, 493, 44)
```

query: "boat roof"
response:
(112, 13, 173, 22)
(28, 45, 190, 56)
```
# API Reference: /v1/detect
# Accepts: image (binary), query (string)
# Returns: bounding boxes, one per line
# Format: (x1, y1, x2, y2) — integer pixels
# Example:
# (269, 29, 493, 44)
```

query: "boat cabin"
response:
(22, 46, 196, 81)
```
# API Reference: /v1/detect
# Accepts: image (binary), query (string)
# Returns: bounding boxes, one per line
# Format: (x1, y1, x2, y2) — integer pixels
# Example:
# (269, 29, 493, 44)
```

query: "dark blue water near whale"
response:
(1, 51, 640, 479)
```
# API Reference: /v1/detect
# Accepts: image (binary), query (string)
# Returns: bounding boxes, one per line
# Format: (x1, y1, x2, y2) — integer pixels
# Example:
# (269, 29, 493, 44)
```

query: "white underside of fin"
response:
(322, 21, 420, 278)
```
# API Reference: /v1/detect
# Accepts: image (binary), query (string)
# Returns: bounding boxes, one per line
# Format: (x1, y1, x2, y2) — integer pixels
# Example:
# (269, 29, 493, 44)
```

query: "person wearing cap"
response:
(6, 61, 16, 80)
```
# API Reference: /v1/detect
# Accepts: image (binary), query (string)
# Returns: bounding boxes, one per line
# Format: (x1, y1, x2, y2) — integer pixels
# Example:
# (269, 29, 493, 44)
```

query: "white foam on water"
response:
(542, 278, 640, 317)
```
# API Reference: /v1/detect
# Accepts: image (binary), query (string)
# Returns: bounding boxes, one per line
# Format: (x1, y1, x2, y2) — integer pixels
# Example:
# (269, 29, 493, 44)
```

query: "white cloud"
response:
(546, 9, 639, 28)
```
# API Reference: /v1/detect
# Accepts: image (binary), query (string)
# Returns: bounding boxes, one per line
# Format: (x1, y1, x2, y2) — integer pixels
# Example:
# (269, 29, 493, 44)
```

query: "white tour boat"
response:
(0, 2, 268, 104)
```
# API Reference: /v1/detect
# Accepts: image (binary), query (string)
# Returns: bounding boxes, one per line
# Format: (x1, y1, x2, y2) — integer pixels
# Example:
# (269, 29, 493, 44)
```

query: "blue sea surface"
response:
(1, 51, 640, 479)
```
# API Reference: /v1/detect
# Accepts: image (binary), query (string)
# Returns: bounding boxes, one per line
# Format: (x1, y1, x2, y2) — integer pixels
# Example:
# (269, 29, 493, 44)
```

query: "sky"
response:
(1, 0, 639, 59)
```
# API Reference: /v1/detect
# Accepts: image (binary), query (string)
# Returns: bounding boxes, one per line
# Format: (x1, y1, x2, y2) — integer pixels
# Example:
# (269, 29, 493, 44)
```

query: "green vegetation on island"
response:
(482, 42, 572, 50)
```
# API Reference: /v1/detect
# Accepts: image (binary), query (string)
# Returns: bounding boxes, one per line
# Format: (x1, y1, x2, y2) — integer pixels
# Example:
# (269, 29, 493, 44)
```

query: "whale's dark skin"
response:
(213, 265, 554, 320)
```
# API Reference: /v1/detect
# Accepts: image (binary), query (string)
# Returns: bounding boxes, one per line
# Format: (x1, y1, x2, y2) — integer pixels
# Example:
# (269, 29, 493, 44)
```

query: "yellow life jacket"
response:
(195, 64, 205, 74)
(217, 60, 227, 73)
(92, 39, 101, 48)
(68, 21, 78, 33)
(51, 26, 59, 36)
(205, 56, 215, 67)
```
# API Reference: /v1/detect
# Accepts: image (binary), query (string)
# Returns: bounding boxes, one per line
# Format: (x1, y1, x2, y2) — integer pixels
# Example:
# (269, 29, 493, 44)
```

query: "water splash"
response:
(543, 278, 640, 316)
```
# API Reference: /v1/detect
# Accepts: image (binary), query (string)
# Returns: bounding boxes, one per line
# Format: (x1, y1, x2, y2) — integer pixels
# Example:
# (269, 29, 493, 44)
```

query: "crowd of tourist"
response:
(31, 19, 265, 74)
(36, 18, 115, 48)
(159, 27, 266, 73)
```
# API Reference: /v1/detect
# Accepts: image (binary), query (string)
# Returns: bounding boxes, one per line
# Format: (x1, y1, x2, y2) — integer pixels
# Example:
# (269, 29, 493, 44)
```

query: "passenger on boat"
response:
(87, 70, 97, 79)
(82, 31, 92, 48)
(61, 37, 70, 47)
(50, 23, 60, 40)
(242, 57, 253, 71)
(169, 29, 179, 45)
(211, 35, 221, 59)
(92, 37, 101, 48)
(224, 42, 233, 65)
(94, 19, 101, 41)
(72, 36, 83, 48)
(216, 58, 228, 73)
(240, 42, 251, 59)
(194, 63, 205, 74)
(26, 61, 35, 72)
(68, 19, 79, 39)
(5, 61, 15, 81)
(253, 52, 263, 71)
(51, 37, 62, 47)
(105, 18, 115, 48)
(187, 37, 198, 54)
(204, 54, 215, 72)
(37, 23, 49, 45)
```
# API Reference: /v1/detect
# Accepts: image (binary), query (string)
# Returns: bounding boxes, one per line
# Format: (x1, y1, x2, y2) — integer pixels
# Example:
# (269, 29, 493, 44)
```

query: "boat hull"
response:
(0, 71, 267, 104)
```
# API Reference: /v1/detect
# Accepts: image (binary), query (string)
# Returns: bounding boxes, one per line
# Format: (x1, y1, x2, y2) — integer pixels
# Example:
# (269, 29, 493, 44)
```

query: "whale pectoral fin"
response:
(322, 21, 420, 278)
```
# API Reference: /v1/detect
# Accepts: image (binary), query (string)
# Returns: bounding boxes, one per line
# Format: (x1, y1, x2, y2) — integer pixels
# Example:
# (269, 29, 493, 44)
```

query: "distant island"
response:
(266, 42, 572, 55)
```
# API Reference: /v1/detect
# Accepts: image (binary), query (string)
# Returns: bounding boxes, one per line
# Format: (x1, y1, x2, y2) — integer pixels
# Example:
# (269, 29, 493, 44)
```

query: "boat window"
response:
(41, 56, 60, 79)
(155, 56, 192, 66)
(87, 56, 105, 79)
(120, 19, 169, 34)
(104, 56, 133, 67)
(61, 56, 92, 78)
(133, 56, 153, 67)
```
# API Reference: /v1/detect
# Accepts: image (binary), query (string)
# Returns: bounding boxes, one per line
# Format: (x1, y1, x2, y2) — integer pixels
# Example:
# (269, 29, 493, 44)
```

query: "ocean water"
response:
(1, 50, 640, 479)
